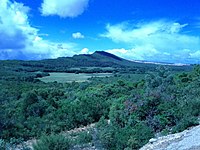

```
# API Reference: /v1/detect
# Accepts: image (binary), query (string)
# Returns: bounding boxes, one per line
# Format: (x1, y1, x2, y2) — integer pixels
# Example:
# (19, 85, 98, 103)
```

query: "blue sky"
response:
(0, 0, 200, 63)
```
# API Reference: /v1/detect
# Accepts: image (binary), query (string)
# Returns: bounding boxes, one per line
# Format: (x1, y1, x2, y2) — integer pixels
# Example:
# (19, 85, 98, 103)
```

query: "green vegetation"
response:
(0, 52, 199, 149)
(71, 131, 93, 145)
(33, 134, 70, 150)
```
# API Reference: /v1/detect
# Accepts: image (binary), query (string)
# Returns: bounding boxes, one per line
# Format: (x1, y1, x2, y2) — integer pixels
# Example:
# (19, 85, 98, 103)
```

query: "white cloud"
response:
(0, 0, 31, 50)
(72, 32, 85, 39)
(80, 48, 89, 54)
(41, 0, 89, 18)
(106, 46, 159, 61)
(0, 0, 78, 60)
(105, 47, 196, 63)
(27, 36, 77, 59)
(190, 50, 200, 59)
(102, 20, 200, 63)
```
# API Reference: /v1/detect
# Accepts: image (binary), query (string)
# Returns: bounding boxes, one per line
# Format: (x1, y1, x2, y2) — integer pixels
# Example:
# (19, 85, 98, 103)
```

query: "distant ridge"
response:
(6, 50, 190, 73)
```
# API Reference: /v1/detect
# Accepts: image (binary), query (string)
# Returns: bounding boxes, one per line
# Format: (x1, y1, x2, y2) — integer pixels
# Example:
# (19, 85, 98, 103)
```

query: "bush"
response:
(98, 122, 154, 150)
(98, 126, 116, 150)
(172, 117, 199, 133)
(127, 122, 154, 149)
(33, 134, 70, 150)
(75, 131, 93, 145)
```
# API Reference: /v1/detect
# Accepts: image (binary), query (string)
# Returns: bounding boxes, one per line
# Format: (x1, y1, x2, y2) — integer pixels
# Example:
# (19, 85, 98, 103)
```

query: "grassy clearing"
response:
(38, 73, 113, 83)
(69, 67, 115, 70)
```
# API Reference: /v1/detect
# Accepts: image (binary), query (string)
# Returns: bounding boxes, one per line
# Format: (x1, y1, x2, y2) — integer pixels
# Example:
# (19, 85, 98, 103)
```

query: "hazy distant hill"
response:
(41, 51, 148, 68)
(1, 51, 191, 73)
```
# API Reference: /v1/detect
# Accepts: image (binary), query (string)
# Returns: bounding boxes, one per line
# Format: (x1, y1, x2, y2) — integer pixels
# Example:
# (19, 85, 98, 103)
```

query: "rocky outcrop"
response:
(140, 125, 200, 150)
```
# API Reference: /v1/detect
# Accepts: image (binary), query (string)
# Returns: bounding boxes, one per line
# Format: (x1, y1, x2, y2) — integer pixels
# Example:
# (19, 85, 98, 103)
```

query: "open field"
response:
(69, 67, 115, 70)
(37, 73, 113, 83)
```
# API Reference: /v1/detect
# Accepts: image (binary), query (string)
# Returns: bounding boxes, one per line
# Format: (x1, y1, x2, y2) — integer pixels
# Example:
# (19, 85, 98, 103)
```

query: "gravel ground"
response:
(140, 125, 200, 150)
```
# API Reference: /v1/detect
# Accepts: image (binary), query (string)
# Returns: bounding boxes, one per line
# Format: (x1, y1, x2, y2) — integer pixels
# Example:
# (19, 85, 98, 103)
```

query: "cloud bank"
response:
(0, 0, 80, 60)
(0, 0, 30, 50)
(102, 21, 200, 63)
(41, 0, 89, 18)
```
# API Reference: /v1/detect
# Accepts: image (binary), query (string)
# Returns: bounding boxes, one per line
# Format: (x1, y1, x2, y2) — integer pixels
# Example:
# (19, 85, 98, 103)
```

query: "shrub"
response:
(33, 134, 70, 150)
(98, 122, 154, 150)
(75, 131, 93, 145)
(98, 126, 116, 150)
(172, 116, 199, 133)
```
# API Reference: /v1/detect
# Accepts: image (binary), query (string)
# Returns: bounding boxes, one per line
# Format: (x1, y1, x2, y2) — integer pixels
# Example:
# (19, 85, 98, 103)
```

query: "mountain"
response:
(20, 51, 161, 73)
(1, 51, 191, 73)
(70, 51, 145, 67)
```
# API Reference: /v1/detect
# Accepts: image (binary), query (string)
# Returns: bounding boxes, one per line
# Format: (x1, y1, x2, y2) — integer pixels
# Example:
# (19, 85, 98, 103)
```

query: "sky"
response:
(0, 0, 200, 63)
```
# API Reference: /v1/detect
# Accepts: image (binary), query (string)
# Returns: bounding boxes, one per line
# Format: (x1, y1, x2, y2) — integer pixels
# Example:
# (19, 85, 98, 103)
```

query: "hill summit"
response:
(92, 51, 123, 61)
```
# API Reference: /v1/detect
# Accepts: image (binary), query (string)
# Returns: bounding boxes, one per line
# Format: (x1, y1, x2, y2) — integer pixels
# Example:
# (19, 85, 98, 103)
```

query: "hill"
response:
(36, 51, 157, 71)
(2, 51, 191, 73)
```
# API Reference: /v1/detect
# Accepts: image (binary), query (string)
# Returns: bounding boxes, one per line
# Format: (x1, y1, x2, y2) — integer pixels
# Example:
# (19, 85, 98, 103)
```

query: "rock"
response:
(149, 138, 157, 144)
(140, 125, 200, 150)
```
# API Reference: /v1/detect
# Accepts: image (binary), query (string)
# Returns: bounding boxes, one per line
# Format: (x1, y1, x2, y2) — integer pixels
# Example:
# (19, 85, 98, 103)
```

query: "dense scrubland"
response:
(0, 52, 199, 149)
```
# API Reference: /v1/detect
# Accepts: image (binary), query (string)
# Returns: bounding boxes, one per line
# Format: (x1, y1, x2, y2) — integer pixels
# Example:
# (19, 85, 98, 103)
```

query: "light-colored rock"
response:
(140, 125, 200, 150)
(15, 139, 36, 150)
(149, 138, 157, 144)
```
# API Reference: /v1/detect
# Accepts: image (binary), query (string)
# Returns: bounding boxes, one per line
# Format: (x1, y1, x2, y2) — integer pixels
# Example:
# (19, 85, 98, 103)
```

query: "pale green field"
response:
(69, 67, 114, 70)
(38, 73, 113, 83)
